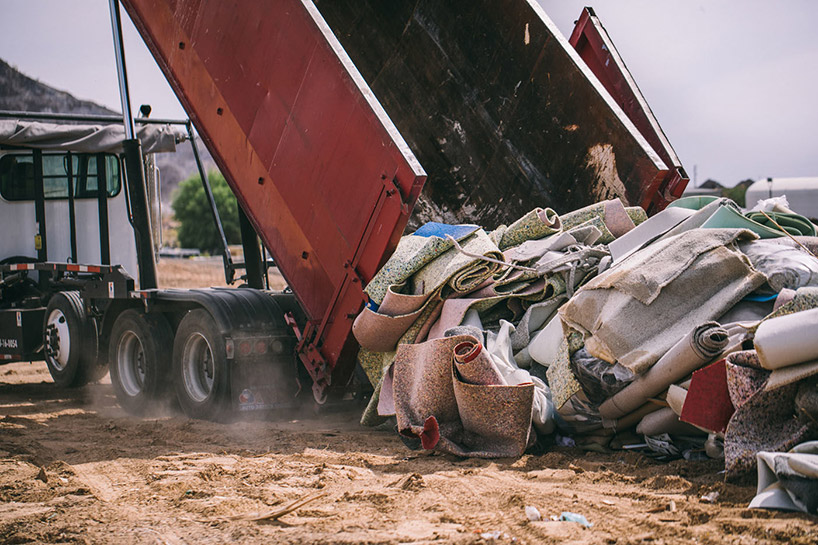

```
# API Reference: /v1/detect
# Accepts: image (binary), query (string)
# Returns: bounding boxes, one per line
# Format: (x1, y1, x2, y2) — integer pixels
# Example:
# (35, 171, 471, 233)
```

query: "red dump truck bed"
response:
(121, 0, 686, 397)
(568, 6, 689, 207)
(313, 0, 680, 224)
(122, 0, 426, 396)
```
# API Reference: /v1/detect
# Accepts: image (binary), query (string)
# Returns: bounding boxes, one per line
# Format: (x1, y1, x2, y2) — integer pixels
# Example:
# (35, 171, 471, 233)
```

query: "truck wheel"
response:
(109, 309, 173, 415)
(173, 309, 228, 420)
(43, 291, 99, 388)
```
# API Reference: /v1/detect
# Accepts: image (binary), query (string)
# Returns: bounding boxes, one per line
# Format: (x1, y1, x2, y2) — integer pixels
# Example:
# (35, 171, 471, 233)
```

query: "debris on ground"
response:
(700, 491, 720, 504)
(524, 505, 542, 521)
(558, 511, 593, 528)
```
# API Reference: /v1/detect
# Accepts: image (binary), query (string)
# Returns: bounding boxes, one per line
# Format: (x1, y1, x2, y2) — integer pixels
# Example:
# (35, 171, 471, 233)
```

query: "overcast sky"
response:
(1, 0, 816, 187)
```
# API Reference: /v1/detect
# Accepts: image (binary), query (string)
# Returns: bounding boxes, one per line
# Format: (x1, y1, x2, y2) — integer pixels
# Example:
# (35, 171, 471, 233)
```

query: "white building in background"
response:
(745, 177, 818, 221)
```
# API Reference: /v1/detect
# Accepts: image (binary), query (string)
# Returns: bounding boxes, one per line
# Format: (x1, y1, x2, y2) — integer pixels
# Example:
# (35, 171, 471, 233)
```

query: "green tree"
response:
(720, 179, 753, 208)
(171, 170, 240, 253)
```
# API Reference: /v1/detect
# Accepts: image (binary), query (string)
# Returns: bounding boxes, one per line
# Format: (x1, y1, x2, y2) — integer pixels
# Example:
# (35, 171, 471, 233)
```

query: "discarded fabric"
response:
(352, 194, 818, 479)
(749, 441, 818, 514)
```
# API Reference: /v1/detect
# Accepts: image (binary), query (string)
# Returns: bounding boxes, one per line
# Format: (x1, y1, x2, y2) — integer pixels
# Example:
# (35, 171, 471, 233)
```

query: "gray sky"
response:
(1, 0, 816, 187)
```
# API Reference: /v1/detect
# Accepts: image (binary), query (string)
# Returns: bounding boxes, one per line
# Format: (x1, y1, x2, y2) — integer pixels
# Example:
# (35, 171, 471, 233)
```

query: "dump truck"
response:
(0, 0, 687, 419)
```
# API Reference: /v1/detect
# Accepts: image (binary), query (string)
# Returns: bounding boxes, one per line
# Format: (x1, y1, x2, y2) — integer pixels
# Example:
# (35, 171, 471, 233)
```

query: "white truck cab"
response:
(0, 117, 181, 387)
(0, 149, 138, 277)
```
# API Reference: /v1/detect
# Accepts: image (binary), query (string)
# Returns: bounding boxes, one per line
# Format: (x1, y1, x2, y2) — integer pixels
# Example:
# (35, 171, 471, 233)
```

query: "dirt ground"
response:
(1, 258, 816, 544)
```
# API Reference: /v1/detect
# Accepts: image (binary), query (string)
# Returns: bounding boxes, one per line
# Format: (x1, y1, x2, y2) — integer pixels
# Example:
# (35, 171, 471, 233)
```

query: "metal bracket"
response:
(285, 312, 330, 403)
(343, 260, 364, 286)
(387, 175, 412, 217)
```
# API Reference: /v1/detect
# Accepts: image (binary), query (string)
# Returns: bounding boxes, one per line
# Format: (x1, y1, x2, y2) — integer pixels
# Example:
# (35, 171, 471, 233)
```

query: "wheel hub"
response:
(45, 309, 70, 370)
(116, 331, 146, 397)
(182, 333, 215, 403)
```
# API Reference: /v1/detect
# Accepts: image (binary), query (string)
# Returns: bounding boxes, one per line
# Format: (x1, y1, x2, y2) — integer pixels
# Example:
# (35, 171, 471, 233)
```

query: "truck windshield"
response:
(0, 152, 121, 201)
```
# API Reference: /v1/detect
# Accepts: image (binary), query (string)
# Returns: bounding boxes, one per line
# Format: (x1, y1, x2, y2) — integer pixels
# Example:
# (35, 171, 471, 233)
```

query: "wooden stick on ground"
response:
(201, 491, 328, 523)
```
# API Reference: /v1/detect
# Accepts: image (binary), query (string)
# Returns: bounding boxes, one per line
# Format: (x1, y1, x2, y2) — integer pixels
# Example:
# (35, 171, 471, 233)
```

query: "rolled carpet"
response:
(364, 222, 478, 305)
(392, 335, 534, 458)
(453, 339, 506, 385)
(498, 207, 561, 250)
(410, 229, 505, 297)
(754, 307, 818, 370)
(352, 283, 431, 352)
(599, 322, 730, 419)
(559, 198, 636, 238)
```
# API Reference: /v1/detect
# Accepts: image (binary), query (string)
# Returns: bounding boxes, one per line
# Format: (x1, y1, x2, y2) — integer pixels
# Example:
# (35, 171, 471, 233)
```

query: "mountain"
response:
(0, 58, 214, 203)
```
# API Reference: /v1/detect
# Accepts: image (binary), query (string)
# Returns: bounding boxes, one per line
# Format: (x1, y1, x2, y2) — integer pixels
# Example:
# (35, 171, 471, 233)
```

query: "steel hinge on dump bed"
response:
(285, 312, 330, 403)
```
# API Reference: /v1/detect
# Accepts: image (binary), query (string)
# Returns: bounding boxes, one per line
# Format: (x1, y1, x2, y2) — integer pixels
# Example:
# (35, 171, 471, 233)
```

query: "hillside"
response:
(0, 59, 115, 115)
(0, 58, 213, 202)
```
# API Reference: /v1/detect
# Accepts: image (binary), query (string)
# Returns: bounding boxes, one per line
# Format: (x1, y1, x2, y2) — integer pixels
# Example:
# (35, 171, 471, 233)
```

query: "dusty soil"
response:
(1, 259, 816, 544)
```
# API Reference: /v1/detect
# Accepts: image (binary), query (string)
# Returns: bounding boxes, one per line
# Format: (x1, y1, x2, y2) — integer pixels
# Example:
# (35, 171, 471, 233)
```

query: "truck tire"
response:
(109, 309, 174, 415)
(173, 309, 229, 421)
(43, 291, 101, 387)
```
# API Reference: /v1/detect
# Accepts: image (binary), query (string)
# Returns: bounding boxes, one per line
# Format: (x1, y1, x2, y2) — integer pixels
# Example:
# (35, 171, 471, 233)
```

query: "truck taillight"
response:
(225, 338, 235, 360)
(229, 336, 286, 358)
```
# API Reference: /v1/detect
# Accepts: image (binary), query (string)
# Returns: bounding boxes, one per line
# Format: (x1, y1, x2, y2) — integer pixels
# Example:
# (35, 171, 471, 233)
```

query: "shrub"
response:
(720, 179, 753, 208)
(171, 170, 240, 253)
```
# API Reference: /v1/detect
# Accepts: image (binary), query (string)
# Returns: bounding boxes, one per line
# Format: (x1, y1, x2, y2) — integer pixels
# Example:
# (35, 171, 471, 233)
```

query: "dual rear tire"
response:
(109, 309, 174, 415)
(173, 309, 228, 420)
(108, 308, 227, 419)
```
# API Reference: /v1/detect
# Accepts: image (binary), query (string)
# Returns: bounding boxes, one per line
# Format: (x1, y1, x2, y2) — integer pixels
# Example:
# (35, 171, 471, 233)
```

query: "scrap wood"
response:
(199, 491, 327, 523)
(647, 499, 677, 513)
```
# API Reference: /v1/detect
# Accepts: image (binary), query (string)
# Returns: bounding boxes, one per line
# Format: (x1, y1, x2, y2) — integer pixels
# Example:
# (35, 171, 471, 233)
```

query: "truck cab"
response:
(0, 149, 137, 273)
(0, 118, 168, 386)
(0, 114, 306, 420)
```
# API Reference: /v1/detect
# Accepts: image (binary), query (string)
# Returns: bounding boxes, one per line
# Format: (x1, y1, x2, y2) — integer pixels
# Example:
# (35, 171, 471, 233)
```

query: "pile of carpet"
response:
(353, 194, 818, 514)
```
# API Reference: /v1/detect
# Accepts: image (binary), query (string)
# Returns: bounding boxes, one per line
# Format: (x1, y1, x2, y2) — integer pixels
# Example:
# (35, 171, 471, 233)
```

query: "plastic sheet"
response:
(749, 195, 795, 214)
(486, 321, 556, 434)
(739, 239, 818, 292)
(555, 390, 602, 434)
(749, 441, 818, 514)
(569, 347, 634, 405)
